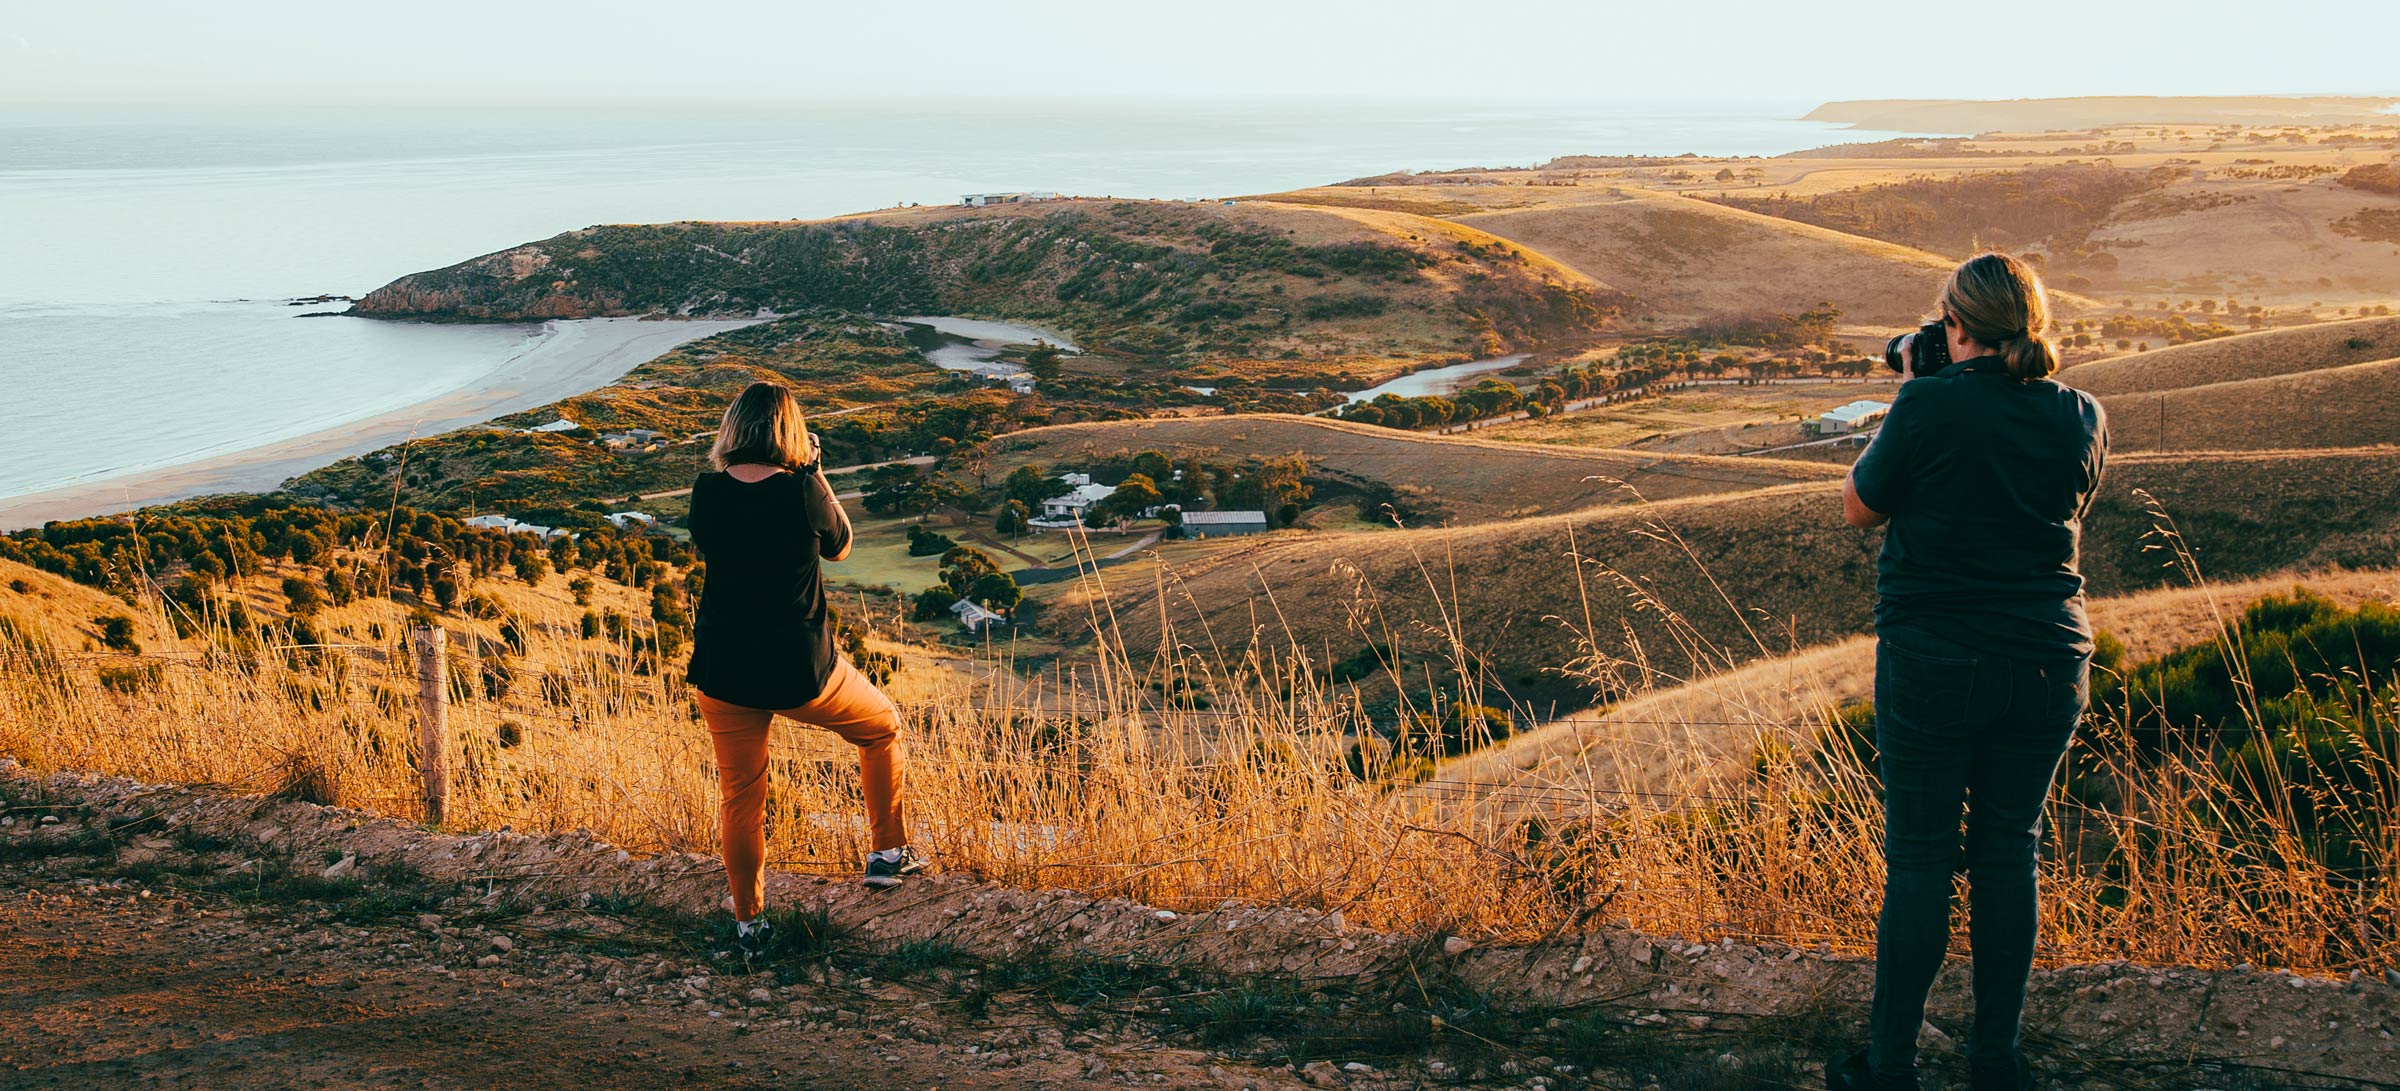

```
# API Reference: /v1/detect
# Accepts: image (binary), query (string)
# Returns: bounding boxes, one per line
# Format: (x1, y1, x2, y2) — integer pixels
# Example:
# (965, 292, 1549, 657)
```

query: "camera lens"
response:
(1883, 333, 1910, 374)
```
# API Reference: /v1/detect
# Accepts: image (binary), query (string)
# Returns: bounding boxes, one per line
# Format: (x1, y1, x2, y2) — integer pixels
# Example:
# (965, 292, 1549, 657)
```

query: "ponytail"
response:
(1940, 252, 2058, 380)
(2000, 331, 2061, 380)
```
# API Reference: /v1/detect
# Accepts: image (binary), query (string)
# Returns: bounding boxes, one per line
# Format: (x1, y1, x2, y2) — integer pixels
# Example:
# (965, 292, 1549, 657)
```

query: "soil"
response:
(0, 845, 1243, 1090)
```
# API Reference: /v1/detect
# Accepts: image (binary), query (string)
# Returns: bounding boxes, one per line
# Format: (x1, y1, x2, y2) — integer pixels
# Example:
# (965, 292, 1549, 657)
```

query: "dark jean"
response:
(1867, 625, 2087, 1079)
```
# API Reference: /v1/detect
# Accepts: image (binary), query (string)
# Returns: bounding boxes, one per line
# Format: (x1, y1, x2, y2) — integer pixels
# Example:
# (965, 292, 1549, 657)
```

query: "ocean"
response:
(0, 100, 1932, 517)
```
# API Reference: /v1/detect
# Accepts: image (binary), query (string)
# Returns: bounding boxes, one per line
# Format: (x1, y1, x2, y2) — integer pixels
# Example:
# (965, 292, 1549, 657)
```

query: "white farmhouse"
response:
(1819, 400, 1893, 434)
(950, 598, 1006, 632)
(524, 418, 582, 434)
(606, 511, 657, 529)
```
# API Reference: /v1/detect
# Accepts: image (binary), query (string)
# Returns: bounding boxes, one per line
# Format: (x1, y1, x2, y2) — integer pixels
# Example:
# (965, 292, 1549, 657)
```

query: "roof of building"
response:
(1822, 399, 1893, 424)
(526, 418, 581, 432)
(1049, 483, 1116, 508)
(1181, 510, 1269, 525)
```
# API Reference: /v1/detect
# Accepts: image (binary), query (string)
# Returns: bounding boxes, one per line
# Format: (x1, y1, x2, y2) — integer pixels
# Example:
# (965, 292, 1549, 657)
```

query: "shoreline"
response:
(0, 316, 761, 531)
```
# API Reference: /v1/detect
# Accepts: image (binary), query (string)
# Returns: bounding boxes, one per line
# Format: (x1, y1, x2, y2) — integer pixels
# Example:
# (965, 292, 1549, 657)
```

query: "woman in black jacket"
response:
(1830, 253, 2108, 1091)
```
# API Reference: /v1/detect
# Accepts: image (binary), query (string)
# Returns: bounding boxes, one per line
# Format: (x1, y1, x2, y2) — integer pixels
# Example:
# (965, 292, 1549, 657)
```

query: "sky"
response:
(3, 0, 2396, 106)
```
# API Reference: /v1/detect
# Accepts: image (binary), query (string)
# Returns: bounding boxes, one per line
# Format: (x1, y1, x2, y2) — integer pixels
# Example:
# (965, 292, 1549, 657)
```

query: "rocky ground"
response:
(1, 765, 2387, 1090)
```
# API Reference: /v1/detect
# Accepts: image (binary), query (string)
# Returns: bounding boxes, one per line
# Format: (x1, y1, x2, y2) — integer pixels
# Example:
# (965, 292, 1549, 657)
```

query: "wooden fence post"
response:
(412, 625, 449, 827)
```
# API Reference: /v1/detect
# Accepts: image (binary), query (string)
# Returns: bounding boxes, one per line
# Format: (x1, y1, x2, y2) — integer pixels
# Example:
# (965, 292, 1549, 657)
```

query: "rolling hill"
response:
(1047, 448, 2400, 708)
(1420, 566, 2400, 809)
(2098, 358, 2400, 452)
(976, 414, 1845, 525)
(1444, 191, 1964, 328)
(2063, 314, 2400, 395)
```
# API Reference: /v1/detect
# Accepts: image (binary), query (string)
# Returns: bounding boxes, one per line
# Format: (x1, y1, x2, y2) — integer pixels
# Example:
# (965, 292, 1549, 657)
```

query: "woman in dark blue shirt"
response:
(1831, 254, 2107, 1091)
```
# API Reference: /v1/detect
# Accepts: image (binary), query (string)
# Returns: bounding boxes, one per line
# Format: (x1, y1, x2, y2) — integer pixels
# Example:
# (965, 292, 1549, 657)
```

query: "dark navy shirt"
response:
(1850, 356, 2109, 663)
(685, 468, 852, 709)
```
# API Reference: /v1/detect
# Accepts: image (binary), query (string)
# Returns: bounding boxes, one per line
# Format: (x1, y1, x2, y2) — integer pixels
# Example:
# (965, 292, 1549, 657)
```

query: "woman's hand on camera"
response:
(1896, 333, 1919, 380)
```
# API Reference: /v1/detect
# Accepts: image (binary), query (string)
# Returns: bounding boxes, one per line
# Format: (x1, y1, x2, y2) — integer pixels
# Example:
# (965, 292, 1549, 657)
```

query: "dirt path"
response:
(0, 857, 1245, 1090)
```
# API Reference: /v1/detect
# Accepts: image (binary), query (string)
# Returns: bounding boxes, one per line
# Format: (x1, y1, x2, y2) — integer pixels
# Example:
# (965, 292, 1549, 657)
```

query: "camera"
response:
(1883, 320, 1950, 376)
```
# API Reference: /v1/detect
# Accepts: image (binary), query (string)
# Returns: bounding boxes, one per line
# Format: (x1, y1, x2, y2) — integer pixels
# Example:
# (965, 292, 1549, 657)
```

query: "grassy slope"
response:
(1444, 191, 1961, 327)
(977, 414, 1843, 525)
(1427, 567, 2400, 805)
(1048, 448, 2400, 705)
(2099, 358, 2400, 452)
(2063, 314, 2400, 395)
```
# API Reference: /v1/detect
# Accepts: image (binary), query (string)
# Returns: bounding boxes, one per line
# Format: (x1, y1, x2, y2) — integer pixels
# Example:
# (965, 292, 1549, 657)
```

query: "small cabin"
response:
(950, 598, 1006, 632)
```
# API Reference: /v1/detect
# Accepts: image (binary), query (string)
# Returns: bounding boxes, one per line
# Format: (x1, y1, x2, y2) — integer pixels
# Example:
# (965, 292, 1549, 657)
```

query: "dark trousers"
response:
(1868, 626, 2086, 1078)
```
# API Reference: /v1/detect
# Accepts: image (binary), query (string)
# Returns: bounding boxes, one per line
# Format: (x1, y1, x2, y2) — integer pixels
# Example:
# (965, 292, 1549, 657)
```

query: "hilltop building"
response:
(1818, 400, 1893, 434)
(959, 191, 1059, 207)
(606, 512, 657, 529)
(524, 418, 581, 434)
(1178, 510, 1269, 538)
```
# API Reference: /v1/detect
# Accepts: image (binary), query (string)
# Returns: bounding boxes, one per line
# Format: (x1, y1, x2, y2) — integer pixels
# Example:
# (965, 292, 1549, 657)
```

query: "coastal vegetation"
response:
(352, 201, 1623, 371)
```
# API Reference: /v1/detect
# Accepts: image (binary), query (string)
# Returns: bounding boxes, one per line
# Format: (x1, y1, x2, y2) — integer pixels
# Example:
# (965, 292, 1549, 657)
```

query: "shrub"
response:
(94, 615, 141, 654)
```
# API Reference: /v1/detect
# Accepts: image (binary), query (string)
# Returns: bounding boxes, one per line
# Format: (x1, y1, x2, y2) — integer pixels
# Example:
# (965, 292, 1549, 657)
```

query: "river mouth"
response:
(893, 315, 1078, 378)
(1344, 353, 1532, 402)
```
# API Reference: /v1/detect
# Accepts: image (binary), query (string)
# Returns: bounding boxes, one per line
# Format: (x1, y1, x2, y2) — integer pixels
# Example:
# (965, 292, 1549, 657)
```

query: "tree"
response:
(1020, 341, 1065, 380)
(911, 587, 955, 621)
(1780, 301, 1842, 349)
(970, 570, 1023, 614)
(1093, 473, 1165, 525)
(995, 499, 1031, 535)
(938, 547, 999, 597)
(1129, 449, 1174, 483)
(1003, 464, 1070, 510)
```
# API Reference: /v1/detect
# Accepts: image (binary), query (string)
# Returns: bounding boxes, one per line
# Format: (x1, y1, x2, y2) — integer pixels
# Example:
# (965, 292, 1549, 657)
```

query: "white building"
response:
(1037, 481, 1117, 525)
(959, 191, 1060, 207)
(463, 514, 564, 538)
(1179, 510, 1269, 538)
(524, 418, 581, 434)
(1819, 400, 1893, 434)
(600, 428, 664, 447)
(950, 598, 1006, 632)
(606, 511, 657, 529)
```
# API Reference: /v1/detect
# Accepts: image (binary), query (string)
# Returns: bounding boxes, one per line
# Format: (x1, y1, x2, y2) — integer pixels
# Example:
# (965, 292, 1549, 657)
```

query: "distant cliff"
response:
(1805, 95, 2400, 134)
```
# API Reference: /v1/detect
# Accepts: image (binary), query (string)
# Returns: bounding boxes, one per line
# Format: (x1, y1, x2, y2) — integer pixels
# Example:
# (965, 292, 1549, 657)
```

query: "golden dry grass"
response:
(977, 413, 1842, 525)
(1451, 191, 1959, 327)
(2099, 359, 2400, 452)
(1053, 448, 2400, 705)
(2064, 314, 2400, 395)
(6, 533, 2396, 973)
(1431, 566, 2400, 806)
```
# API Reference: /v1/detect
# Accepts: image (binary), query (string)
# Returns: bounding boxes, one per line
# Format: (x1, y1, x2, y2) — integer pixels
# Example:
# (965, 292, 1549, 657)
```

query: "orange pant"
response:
(696, 657, 907, 919)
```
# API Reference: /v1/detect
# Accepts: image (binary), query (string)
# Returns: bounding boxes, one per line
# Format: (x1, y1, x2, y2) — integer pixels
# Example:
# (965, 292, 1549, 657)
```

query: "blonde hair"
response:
(1940, 252, 2060, 380)
(708, 381, 815, 470)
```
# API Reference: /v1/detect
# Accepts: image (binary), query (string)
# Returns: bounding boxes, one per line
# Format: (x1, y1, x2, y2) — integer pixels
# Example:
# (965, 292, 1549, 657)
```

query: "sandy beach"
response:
(0, 316, 759, 530)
